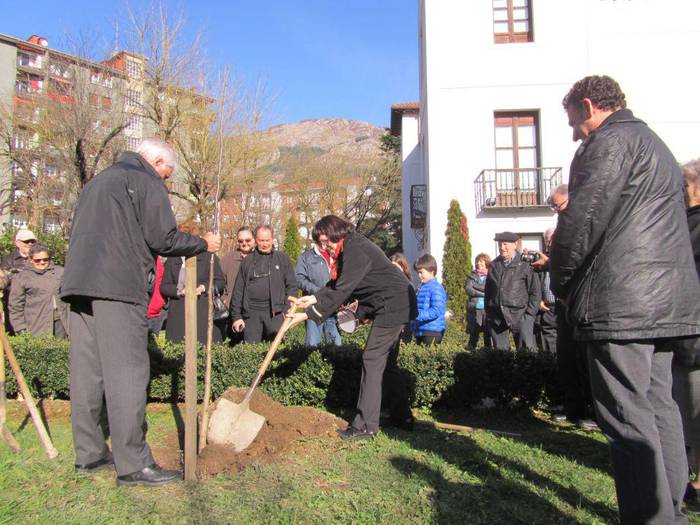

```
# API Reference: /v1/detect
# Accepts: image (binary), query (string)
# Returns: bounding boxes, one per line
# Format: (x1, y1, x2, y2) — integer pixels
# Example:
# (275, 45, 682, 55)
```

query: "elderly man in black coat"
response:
(484, 231, 540, 351)
(551, 76, 700, 524)
(62, 138, 221, 487)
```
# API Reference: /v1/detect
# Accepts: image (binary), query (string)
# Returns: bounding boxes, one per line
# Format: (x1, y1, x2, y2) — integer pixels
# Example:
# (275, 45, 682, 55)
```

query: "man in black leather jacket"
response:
(484, 231, 540, 351)
(551, 75, 700, 524)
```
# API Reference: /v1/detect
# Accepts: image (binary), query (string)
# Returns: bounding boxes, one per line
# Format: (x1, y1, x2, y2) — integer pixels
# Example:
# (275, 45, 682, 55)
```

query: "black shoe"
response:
(75, 453, 114, 473)
(337, 426, 376, 441)
(574, 418, 599, 432)
(380, 416, 415, 431)
(116, 463, 183, 487)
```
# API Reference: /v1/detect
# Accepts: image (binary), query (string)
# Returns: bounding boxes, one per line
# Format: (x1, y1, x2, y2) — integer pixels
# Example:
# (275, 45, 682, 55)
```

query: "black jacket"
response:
(160, 252, 226, 344)
(465, 270, 486, 306)
(305, 232, 417, 328)
(61, 152, 207, 306)
(484, 253, 540, 328)
(550, 109, 700, 341)
(229, 249, 297, 319)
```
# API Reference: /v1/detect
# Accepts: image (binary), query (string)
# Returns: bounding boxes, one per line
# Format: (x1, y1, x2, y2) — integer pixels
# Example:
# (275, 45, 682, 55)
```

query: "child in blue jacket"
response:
(412, 254, 447, 345)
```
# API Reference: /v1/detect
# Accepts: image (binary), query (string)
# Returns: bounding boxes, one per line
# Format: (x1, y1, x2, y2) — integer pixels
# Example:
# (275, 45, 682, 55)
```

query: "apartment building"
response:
(397, 0, 700, 268)
(0, 33, 146, 231)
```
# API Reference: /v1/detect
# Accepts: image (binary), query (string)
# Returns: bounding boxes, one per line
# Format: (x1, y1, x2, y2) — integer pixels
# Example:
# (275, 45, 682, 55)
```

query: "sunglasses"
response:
(20, 239, 36, 244)
(238, 239, 254, 243)
(31, 257, 49, 263)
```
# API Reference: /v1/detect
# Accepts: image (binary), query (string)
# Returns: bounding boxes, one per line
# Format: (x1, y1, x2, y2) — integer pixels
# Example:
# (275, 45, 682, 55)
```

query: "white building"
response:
(396, 0, 700, 268)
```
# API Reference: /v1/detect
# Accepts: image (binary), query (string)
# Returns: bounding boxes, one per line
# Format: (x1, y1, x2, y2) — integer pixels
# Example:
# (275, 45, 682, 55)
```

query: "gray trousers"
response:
(69, 299, 154, 476)
(587, 340, 688, 525)
(351, 323, 412, 433)
(489, 313, 536, 351)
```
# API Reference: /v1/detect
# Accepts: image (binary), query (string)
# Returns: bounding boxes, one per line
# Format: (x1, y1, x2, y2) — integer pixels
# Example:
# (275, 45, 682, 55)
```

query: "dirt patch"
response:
(156, 388, 347, 478)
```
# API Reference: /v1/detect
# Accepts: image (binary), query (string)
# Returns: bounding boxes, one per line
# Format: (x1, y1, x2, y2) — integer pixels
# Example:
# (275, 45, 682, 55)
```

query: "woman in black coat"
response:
(160, 222, 226, 344)
(290, 215, 416, 441)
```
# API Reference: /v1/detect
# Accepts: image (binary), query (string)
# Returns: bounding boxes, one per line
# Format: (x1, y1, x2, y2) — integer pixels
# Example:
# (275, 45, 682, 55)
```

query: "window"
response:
(125, 59, 142, 79)
(17, 51, 42, 68)
(127, 136, 141, 151)
(126, 88, 141, 107)
(101, 96, 112, 111)
(127, 115, 141, 131)
(493, 0, 532, 44)
(493, 111, 540, 203)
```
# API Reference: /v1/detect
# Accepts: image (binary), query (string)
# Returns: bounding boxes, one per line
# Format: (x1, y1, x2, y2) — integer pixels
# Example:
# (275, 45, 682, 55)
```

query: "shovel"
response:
(207, 299, 304, 451)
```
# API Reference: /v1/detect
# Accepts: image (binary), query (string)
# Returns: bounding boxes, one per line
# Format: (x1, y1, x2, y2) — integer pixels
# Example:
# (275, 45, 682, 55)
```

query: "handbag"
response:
(212, 291, 229, 322)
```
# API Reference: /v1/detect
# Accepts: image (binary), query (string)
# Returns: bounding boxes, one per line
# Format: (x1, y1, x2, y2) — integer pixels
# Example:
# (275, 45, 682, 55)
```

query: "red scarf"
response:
(330, 239, 344, 280)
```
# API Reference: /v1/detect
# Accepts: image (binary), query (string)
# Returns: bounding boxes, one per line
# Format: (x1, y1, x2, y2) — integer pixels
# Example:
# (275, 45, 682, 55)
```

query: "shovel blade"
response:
(207, 398, 266, 452)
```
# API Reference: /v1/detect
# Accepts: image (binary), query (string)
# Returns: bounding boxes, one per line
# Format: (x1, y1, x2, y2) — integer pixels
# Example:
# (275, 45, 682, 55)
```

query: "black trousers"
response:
(556, 308, 592, 419)
(243, 308, 284, 343)
(536, 307, 557, 353)
(351, 323, 412, 433)
(69, 299, 154, 476)
(587, 340, 687, 525)
(489, 314, 536, 351)
(416, 330, 444, 346)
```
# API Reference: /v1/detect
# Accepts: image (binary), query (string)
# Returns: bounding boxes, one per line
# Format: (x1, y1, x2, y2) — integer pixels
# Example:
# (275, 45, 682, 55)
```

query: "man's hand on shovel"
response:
(287, 296, 311, 325)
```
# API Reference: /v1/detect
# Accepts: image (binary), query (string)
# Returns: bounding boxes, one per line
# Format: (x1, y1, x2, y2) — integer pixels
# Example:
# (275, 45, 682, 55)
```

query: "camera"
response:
(521, 252, 541, 263)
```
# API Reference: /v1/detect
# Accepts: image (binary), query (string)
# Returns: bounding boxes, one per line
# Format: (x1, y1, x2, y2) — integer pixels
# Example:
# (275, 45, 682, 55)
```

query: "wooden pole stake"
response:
(0, 328, 57, 458)
(184, 256, 198, 481)
(0, 336, 20, 452)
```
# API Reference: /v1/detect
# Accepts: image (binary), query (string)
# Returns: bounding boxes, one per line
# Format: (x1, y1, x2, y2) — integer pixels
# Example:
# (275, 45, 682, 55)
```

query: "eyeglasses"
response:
(20, 239, 36, 245)
(31, 257, 49, 263)
(550, 198, 568, 212)
(238, 238, 254, 244)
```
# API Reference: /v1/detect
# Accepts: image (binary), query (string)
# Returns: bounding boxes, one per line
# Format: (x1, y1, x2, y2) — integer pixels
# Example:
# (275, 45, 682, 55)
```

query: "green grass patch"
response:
(3, 402, 696, 524)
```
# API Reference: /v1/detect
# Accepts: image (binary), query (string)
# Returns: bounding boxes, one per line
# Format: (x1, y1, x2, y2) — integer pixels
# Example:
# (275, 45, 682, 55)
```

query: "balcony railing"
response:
(474, 167, 562, 213)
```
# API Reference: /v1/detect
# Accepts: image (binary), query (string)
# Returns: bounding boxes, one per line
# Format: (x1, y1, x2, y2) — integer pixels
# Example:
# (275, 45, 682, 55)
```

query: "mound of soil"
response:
(157, 388, 347, 478)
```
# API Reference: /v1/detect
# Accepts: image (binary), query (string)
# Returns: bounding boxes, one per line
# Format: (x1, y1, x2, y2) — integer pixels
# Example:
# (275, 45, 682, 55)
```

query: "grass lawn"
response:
(0, 401, 698, 525)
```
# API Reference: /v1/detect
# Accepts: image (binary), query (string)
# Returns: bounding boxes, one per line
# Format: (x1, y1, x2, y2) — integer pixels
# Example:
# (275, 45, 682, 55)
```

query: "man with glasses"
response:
(1, 228, 37, 333)
(220, 227, 255, 343)
(230, 224, 297, 343)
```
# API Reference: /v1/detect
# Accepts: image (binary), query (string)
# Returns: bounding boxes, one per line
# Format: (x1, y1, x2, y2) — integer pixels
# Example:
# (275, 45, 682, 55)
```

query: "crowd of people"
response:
(2, 74, 700, 524)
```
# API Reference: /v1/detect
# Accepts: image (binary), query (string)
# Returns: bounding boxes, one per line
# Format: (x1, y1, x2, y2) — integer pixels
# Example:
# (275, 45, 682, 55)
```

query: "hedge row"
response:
(4, 328, 561, 410)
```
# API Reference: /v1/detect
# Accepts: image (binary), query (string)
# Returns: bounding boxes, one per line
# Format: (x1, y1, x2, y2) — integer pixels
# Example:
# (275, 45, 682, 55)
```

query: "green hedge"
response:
(4, 328, 561, 410)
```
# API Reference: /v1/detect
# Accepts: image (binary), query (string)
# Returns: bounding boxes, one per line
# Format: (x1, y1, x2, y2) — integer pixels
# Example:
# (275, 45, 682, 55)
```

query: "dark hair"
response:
(474, 253, 491, 268)
(237, 226, 253, 236)
(312, 215, 354, 243)
(414, 253, 438, 275)
(562, 75, 626, 111)
(29, 243, 50, 259)
(390, 253, 412, 281)
(253, 224, 273, 238)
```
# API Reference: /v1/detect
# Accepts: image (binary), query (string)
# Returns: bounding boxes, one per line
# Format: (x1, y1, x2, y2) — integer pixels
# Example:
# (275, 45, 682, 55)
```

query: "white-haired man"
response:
(62, 138, 221, 487)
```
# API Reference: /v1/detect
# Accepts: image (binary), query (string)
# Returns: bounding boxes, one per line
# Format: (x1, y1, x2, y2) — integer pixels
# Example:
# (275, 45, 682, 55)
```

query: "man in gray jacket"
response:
(62, 138, 221, 487)
(551, 75, 700, 524)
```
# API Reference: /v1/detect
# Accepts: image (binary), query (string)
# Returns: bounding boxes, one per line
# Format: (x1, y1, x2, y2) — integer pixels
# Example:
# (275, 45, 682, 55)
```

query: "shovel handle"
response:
(241, 298, 302, 405)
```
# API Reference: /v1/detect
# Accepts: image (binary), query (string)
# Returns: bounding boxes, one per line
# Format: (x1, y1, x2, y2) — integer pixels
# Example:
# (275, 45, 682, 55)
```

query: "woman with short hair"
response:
(8, 243, 67, 337)
(465, 253, 492, 350)
(289, 215, 416, 440)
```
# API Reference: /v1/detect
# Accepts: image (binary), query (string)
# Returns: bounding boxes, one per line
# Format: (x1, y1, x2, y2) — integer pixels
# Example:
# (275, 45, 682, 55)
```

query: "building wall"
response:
(399, 111, 423, 273)
(0, 41, 17, 225)
(414, 0, 700, 265)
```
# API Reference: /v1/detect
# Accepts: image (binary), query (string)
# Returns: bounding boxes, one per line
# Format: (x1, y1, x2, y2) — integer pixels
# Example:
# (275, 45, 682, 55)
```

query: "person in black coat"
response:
(485, 232, 540, 351)
(551, 76, 700, 524)
(160, 221, 226, 344)
(61, 138, 221, 486)
(289, 215, 417, 441)
(230, 225, 297, 343)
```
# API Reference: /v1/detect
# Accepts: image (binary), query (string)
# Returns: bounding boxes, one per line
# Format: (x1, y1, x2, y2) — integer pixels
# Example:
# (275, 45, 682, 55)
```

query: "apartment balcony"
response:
(474, 167, 562, 213)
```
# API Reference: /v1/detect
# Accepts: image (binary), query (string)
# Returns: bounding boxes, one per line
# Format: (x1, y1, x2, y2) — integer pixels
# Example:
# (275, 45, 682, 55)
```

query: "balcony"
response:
(474, 167, 562, 213)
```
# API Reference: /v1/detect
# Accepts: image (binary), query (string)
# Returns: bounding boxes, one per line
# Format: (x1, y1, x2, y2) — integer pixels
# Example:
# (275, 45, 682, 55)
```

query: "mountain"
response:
(262, 118, 388, 161)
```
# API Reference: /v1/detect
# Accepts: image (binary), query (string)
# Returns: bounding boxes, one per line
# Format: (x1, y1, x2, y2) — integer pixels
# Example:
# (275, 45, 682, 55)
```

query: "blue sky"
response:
(0, 1, 418, 128)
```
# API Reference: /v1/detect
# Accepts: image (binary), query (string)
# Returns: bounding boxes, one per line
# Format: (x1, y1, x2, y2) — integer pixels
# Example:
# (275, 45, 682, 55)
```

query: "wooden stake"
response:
(183, 256, 198, 481)
(0, 328, 58, 458)
(0, 337, 20, 452)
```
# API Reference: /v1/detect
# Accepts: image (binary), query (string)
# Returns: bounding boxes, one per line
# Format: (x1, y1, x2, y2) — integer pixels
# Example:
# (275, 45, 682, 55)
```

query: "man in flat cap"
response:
(484, 231, 540, 351)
